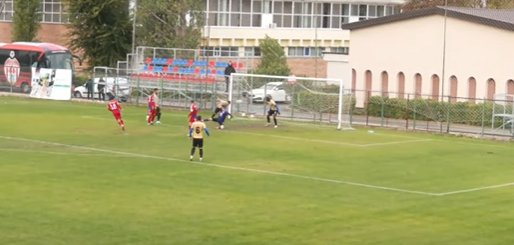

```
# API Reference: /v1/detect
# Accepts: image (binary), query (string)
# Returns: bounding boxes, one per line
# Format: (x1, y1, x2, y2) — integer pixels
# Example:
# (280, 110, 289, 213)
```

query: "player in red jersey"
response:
(188, 100, 198, 131)
(147, 89, 157, 125)
(107, 95, 125, 131)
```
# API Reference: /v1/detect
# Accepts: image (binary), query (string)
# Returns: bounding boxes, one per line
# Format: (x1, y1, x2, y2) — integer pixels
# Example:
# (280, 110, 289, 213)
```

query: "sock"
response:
(147, 114, 152, 124)
(273, 118, 277, 125)
(188, 125, 191, 130)
(190, 148, 196, 156)
(117, 120, 123, 126)
(157, 113, 161, 121)
(211, 113, 216, 118)
(120, 120, 124, 126)
(199, 149, 203, 158)
(267, 116, 270, 123)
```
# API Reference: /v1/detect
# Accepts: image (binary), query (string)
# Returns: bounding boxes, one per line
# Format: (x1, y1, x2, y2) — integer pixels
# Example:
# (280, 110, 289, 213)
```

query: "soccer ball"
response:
(219, 125, 224, 129)
(250, 114, 255, 118)
(241, 113, 246, 117)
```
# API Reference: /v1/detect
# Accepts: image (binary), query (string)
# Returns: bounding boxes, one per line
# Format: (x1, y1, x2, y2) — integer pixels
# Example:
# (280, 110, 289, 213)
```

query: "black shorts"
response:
(268, 110, 277, 116)
(192, 138, 204, 148)
(156, 106, 161, 114)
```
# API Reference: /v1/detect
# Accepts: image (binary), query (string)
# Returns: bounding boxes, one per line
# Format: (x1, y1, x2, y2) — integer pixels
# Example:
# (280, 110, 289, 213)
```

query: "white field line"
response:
(0, 135, 438, 196)
(360, 139, 434, 147)
(0, 148, 135, 157)
(436, 182, 514, 196)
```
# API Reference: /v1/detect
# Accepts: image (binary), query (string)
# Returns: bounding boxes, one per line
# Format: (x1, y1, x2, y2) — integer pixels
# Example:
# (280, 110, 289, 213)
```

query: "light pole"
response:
(440, 0, 448, 102)
(131, 0, 137, 54)
(314, 0, 318, 78)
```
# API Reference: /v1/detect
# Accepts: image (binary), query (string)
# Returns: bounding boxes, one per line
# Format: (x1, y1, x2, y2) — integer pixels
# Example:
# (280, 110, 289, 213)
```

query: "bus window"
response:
(16, 51, 41, 67)
(46, 52, 74, 70)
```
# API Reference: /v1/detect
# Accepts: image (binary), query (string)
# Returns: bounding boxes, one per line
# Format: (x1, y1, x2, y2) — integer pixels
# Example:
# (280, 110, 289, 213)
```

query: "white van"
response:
(74, 77, 130, 102)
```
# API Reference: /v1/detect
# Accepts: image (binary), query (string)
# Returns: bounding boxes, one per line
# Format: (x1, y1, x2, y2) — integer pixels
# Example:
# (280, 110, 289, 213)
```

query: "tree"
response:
(12, 0, 40, 42)
(402, 0, 514, 11)
(254, 35, 290, 76)
(64, 0, 132, 69)
(136, 0, 204, 52)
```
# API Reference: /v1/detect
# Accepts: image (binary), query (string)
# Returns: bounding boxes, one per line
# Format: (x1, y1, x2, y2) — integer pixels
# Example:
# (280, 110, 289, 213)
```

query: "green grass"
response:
(1, 96, 514, 245)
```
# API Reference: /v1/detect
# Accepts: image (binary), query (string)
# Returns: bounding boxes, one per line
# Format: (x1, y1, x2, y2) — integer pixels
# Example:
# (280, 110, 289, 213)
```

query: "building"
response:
(0, 0, 403, 77)
(337, 6, 514, 107)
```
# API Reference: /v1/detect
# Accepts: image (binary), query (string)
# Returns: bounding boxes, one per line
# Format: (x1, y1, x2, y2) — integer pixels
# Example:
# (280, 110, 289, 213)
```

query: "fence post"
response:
(365, 90, 370, 126)
(446, 95, 451, 133)
(291, 83, 295, 120)
(413, 95, 417, 130)
(136, 75, 140, 106)
(481, 97, 486, 136)
(406, 94, 410, 129)
(380, 91, 385, 127)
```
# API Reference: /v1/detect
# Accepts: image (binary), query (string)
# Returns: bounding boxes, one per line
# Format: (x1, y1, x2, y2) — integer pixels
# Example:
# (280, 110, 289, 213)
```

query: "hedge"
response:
(366, 96, 510, 127)
(294, 91, 356, 114)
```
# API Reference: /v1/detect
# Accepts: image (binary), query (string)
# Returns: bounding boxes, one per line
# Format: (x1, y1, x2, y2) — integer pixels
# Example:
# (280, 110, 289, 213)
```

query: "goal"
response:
(228, 73, 354, 130)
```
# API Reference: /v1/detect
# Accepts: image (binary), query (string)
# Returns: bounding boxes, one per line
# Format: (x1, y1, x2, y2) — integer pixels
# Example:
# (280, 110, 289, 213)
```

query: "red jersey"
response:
(108, 99, 122, 113)
(147, 94, 155, 107)
(188, 104, 198, 119)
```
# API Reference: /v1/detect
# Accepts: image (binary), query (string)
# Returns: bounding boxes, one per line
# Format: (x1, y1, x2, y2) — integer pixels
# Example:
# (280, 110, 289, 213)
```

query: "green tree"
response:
(64, 0, 132, 69)
(254, 35, 290, 76)
(136, 0, 204, 52)
(402, 0, 514, 10)
(12, 0, 40, 42)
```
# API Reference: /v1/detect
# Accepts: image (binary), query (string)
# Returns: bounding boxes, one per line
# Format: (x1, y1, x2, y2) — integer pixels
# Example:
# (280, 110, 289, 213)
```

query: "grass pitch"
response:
(1, 96, 513, 245)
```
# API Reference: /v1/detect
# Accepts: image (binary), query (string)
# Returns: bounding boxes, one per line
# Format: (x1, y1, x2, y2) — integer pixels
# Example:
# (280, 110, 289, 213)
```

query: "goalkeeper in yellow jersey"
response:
(265, 96, 280, 128)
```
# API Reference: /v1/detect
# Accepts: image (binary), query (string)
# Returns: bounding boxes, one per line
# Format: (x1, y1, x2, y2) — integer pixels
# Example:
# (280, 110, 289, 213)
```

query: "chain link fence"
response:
(354, 90, 514, 137)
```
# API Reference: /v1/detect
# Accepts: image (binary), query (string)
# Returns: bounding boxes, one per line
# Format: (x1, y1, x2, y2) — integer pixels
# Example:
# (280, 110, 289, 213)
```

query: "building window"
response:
(330, 47, 349, 54)
(205, 0, 399, 29)
(40, 0, 68, 23)
(200, 46, 239, 57)
(244, 47, 261, 57)
(288, 47, 325, 57)
(0, 0, 14, 22)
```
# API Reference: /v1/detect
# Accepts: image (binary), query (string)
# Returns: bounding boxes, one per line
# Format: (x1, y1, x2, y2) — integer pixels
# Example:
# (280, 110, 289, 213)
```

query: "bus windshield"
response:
(46, 52, 74, 70)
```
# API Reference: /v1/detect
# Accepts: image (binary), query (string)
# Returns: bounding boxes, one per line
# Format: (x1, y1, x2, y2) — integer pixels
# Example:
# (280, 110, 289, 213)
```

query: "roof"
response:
(341, 6, 514, 32)
(3, 42, 69, 52)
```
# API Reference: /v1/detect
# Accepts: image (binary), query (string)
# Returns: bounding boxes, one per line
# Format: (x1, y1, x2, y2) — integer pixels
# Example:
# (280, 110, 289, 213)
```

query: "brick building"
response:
(0, 0, 404, 78)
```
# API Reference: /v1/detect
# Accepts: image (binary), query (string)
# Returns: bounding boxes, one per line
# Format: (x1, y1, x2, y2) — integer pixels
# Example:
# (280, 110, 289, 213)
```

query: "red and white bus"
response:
(0, 42, 81, 93)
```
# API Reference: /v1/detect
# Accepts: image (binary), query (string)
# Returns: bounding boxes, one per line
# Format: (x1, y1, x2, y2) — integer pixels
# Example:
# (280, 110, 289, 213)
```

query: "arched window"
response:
(449, 76, 458, 103)
(431, 75, 440, 100)
(468, 77, 476, 103)
(381, 71, 388, 97)
(397, 72, 405, 99)
(414, 73, 422, 98)
(364, 70, 372, 98)
(487, 78, 496, 101)
(351, 69, 356, 92)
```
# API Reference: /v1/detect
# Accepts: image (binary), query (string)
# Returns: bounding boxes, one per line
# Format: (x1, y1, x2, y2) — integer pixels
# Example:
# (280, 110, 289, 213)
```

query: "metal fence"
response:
(354, 90, 514, 137)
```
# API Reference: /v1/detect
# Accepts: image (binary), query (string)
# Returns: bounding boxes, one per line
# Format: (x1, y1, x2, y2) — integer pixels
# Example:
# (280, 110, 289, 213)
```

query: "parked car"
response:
(243, 82, 291, 103)
(74, 77, 130, 102)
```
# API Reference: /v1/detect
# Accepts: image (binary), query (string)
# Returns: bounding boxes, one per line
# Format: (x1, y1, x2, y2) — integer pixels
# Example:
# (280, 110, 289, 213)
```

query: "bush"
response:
(73, 74, 89, 87)
(295, 91, 356, 114)
(365, 96, 505, 127)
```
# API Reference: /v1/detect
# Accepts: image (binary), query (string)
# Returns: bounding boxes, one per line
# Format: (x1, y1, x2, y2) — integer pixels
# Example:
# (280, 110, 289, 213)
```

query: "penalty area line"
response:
(436, 182, 514, 196)
(0, 135, 438, 197)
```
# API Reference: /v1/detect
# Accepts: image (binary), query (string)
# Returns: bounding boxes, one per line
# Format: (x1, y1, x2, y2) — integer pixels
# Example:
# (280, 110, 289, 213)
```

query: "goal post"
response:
(228, 73, 354, 130)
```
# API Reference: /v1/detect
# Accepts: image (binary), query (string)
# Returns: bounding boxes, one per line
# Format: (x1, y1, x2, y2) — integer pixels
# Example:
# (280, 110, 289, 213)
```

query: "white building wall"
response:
(345, 15, 514, 107)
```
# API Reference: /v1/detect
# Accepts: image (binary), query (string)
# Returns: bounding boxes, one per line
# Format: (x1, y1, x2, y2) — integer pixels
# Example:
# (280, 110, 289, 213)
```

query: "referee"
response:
(212, 99, 231, 118)
(189, 116, 210, 161)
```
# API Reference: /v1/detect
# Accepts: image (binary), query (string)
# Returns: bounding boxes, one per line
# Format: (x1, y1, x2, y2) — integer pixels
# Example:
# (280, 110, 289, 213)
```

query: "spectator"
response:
(224, 61, 236, 92)
(98, 77, 106, 101)
(85, 75, 94, 100)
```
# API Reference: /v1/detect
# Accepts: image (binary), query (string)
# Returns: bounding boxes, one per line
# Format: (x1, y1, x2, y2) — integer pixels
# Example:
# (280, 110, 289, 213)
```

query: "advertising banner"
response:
(29, 68, 72, 100)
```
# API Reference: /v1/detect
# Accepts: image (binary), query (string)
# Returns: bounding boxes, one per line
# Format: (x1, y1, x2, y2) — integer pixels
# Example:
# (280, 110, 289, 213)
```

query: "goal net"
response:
(228, 73, 354, 130)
